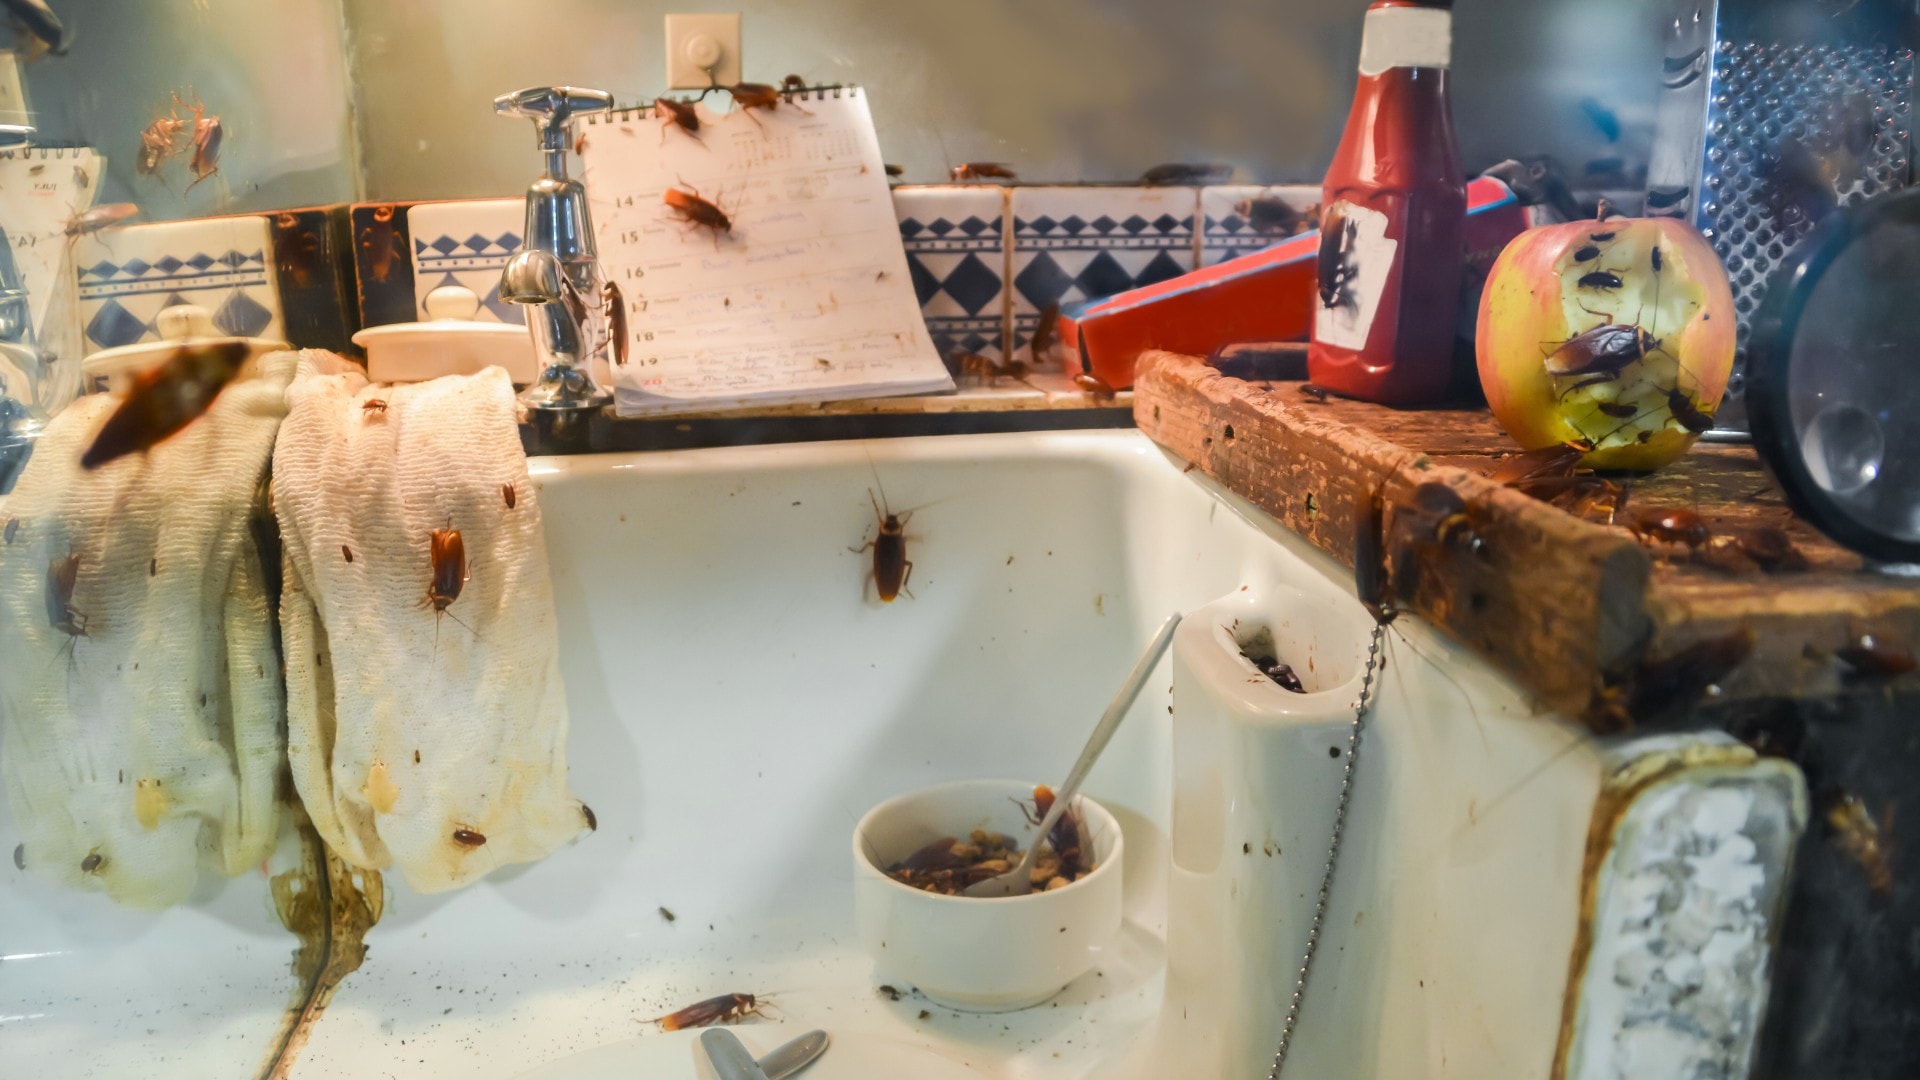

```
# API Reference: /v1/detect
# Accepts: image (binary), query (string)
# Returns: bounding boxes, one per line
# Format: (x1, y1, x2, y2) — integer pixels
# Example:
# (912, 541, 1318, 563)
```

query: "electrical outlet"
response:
(664, 13, 741, 91)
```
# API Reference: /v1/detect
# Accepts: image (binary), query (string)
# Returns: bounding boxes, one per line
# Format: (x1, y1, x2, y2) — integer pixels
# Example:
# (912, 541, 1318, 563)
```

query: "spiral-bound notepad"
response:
(579, 86, 952, 415)
(0, 146, 101, 415)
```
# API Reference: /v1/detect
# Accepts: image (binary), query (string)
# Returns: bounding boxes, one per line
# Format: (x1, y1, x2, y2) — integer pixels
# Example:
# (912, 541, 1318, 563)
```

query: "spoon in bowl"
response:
(962, 612, 1182, 898)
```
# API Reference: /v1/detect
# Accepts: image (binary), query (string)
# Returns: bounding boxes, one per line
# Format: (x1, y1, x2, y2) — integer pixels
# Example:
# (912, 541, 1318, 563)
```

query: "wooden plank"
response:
(1133, 350, 1920, 725)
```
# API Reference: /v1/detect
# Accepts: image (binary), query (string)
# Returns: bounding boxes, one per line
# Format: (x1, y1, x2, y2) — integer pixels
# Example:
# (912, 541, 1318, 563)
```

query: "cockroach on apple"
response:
(950, 162, 1016, 181)
(1544, 322, 1658, 379)
(359, 205, 405, 282)
(601, 280, 628, 367)
(1824, 790, 1894, 899)
(850, 485, 914, 603)
(81, 340, 251, 470)
(655, 992, 770, 1031)
(653, 96, 702, 146)
(1578, 270, 1624, 290)
(1667, 387, 1715, 433)
(1835, 633, 1917, 680)
(663, 184, 732, 247)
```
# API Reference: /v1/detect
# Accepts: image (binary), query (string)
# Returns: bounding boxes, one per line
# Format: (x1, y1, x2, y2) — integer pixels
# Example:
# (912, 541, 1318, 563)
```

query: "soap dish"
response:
(83, 304, 289, 393)
(354, 284, 536, 385)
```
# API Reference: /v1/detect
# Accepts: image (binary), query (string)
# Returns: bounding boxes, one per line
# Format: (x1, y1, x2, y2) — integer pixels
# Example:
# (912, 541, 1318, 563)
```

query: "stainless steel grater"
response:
(1645, 0, 1915, 436)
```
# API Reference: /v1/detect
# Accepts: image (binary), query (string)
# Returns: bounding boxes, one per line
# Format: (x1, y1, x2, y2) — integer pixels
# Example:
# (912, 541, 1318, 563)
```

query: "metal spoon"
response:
(963, 612, 1182, 898)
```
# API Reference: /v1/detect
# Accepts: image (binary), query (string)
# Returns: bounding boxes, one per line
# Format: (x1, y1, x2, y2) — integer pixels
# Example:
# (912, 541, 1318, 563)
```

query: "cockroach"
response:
(1140, 162, 1232, 185)
(11, 843, 22, 870)
(81, 341, 250, 470)
(1354, 487, 1394, 626)
(274, 211, 322, 289)
(878, 984, 903, 1001)
(179, 93, 222, 188)
(4, 0, 68, 56)
(424, 527, 470, 623)
(451, 828, 487, 848)
(1628, 507, 1711, 552)
(342, 545, 354, 564)
(781, 74, 808, 92)
(1572, 245, 1601, 263)
(1073, 372, 1117, 402)
(1578, 271, 1624, 290)
(1261, 661, 1306, 693)
(1237, 195, 1313, 236)
(1544, 322, 1656, 379)
(1625, 627, 1754, 721)
(663, 184, 732, 245)
(1484, 441, 1588, 486)
(659, 905, 676, 922)
(361, 397, 388, 417)
(136, 99, 186, 177)
(1589, 232, 1617, 243)
(1650, 246, 1663, 273)
(1408, 481, 1482, 555)
(1317, 209, 1359, 312)
(64, 202, 139, 237)
(502, 483, 517, 510)
(1737, 526, 1808, 573)
(892, 836, 965, 875)
(1299, 383, 1333, 403)
(950, 162, 1016, 181)
(4, 517, 17, 544)
(359, 205, 404, 282)
(1595, 401, 1637, 419)
(653, 96, 701, 146)
(80, 852, 103, 874)
(1031, 301, 1059, 366)
(1825, 791, 1894, 899)
(1835, 633, 1917, 680)
(581, 803, 597, 831)
(884, 163, 904, 178)
(46, 554, 87, 641)
(1667, 387, 1714, 433)
(656, 993, 768, 1031)
(850, 485, 913, 602)
(726, 81, 808, 118)
(573, 129, 588, 156)
(601, 280, 628, 367)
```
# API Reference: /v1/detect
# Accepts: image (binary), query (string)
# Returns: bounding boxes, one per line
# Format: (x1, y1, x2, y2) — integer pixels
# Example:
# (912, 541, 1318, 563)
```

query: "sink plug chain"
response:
(1267, 621, 1385, 1080)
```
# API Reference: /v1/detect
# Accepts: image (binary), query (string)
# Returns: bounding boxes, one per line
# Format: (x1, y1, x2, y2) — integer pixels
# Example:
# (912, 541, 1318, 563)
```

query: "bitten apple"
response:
(1476, 213, 1736, 470)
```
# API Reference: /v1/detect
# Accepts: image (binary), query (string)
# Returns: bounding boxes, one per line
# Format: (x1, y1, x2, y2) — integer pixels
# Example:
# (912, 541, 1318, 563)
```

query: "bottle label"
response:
(1313, 200, 1396, 351)
(1357, 7, 1452, 76)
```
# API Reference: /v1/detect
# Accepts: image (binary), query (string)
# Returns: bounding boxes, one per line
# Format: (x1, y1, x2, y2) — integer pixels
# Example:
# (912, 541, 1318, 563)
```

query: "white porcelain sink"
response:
(0, 430, 1805, 1079)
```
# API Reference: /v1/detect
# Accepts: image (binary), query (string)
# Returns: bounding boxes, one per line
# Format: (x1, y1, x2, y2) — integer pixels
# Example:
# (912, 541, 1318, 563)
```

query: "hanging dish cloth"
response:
(0, 350, 296, 910)
(273, 359, 589, 893)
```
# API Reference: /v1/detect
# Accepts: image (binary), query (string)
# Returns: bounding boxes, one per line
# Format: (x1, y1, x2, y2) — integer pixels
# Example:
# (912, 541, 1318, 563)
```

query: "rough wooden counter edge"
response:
(1131, 349, 1920, 725)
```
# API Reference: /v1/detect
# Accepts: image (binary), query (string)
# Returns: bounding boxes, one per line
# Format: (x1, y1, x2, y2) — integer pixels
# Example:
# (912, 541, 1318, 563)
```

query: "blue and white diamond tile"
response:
(1201, 185, 1320, 265)
(1009, 187, 1198, 364)
(407, 198, 525, 325)
(75, 216, 284, 350)
(892, 185, 1009, 367)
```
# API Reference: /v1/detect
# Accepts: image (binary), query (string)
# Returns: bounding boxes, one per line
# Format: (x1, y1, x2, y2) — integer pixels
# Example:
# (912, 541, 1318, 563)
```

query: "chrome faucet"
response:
(494, 85, 615, 412)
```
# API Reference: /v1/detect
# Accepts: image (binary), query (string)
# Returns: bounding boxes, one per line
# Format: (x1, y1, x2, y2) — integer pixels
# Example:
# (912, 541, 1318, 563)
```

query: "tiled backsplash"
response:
(76, 216, 286, 352)
(1199, 185, 1319, 266)
(406, 198, 525, 325)
(1009, 186, 1197, 362)
(893, 187, 1009, 368)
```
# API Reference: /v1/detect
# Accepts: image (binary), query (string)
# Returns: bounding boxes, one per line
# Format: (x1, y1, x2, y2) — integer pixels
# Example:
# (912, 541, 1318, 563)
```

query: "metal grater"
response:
(1645, 0, 1915, 436)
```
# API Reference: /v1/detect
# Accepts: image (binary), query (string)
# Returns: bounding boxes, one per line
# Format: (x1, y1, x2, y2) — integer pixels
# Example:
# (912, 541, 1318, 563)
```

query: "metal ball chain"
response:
(1267, 621, 1386, 1080)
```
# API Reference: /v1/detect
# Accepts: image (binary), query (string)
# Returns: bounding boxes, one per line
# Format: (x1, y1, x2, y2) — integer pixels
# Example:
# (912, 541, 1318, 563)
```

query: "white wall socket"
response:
(664, 13, 741, 91)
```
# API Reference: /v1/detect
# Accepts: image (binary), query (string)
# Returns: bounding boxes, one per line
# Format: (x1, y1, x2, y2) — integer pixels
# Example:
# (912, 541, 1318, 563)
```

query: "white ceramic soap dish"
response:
(354, 284, 536, 385)
(83, 304, 289, 393)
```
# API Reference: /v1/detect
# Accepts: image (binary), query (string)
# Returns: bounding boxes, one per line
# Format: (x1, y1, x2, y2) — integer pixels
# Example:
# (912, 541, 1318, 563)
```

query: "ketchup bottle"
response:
(1307, 0, 1466, 405)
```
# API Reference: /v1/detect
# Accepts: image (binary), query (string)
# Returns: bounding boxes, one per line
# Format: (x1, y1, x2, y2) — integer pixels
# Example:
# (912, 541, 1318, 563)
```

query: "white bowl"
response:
(851, 779, 1123, 1012)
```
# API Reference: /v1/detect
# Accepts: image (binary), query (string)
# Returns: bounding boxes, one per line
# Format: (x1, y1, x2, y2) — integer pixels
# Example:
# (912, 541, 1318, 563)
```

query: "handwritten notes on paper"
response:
(579, 87, 952, 415)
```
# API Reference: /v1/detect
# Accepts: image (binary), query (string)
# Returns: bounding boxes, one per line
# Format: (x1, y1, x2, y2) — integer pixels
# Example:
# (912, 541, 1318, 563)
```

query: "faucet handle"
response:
(494, 86, 614, 153)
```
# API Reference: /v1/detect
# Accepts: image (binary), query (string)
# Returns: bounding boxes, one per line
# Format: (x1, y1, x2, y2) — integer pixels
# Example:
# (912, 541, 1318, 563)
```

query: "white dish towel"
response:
(0, 350, 296, 910)
(273, 359, 588, 893)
